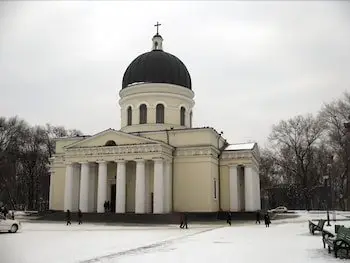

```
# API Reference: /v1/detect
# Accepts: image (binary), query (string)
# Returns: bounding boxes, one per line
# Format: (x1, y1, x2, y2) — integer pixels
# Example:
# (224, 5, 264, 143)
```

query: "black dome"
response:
(122, 50, 192, 89)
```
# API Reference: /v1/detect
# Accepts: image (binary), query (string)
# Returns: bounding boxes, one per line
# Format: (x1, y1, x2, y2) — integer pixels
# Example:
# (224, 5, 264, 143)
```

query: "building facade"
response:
(49, 30, 261, 214)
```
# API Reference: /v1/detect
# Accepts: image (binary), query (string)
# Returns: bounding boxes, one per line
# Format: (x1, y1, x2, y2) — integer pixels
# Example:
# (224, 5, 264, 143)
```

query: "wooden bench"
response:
(324, 226, 350, 258)
(322, 229, 335, 248)
(309, 219, 325, 235)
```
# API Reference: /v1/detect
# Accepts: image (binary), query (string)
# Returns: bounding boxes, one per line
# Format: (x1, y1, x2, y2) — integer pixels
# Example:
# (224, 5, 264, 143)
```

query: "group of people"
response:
(103, 201, 111, 213)
(66, 209, 83, 225)
(226, 210, 271, 227)
(65, 209, 271, 228)
(0, 205, 15, 220)
(255, 210, 271, 227)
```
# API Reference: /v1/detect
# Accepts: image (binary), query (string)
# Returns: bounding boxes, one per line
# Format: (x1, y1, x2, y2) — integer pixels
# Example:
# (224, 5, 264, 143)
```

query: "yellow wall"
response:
(219, 165, 230, 211)
(138, 128, 224, 149)
(126, 162, 136, 212)
(52, 166, 65, 210)
(173, 156, 218, 212)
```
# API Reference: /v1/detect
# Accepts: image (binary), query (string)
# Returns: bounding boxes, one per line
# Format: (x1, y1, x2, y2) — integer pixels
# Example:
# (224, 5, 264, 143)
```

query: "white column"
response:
(229, 165, 239, 211)
(115, 160, 126, 213)
(88, 163, 97, 212)
(97, 161, 108, 213)
(49, 170, 55, 210)
(254, 166, 261, 210)
(72, 164, 81, 211)
(79, 162, 90, 212)
(64, 163, 74, 211)
(244, 165, 254, 211)
(164, 160, 172, 213)
(153, 159, 164, 214)
(135, 159, 146, 214)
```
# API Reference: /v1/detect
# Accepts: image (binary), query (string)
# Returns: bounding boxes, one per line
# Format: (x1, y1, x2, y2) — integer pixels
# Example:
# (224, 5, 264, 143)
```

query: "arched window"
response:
(127, 106, 132, 126)
(139, 104, 147, 124)
(190, 111, 193, 128)
(156, 104, 164, 124)
(180, 107, 186, 126)
(105, 140, 117, 146)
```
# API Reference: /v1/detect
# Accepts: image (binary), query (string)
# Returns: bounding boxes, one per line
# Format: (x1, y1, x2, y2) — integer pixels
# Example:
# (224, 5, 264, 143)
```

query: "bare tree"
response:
(0, 116, 82, 211)
(320, 91, 350, 209)
(267, 114, 326, 209)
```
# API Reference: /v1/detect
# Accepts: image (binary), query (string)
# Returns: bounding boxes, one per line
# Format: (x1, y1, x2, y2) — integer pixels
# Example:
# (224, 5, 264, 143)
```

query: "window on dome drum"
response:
(190, 111, 193, 128)
(156, 104, 164, 123)
(139, 104, 147, 124)
(105, 140, 117, 146)
(127, 106, 132, 126)
(180, 107, 186, 126)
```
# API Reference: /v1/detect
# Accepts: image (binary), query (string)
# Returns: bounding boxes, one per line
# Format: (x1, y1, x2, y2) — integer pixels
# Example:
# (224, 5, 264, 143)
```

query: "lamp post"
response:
(323, 173, 331, 226)
(344, 116, 350, 210)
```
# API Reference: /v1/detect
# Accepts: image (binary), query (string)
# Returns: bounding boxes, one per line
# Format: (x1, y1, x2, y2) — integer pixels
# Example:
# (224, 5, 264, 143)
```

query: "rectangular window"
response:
(213, 178, 217, 200)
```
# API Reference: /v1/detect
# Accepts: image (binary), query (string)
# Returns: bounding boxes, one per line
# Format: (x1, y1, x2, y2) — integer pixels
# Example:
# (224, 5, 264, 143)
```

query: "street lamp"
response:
(344, 115, 350, 210)
(323, 173, 331, 226)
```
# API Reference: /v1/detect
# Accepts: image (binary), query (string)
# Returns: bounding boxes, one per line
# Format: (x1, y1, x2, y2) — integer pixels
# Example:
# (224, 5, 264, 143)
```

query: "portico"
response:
(63, 157, 172, 214)
(59, 133, 173, 214)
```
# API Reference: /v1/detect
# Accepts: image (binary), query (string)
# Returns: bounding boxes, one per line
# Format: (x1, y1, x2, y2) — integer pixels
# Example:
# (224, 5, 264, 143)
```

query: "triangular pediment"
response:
(64, 129, 159, 149)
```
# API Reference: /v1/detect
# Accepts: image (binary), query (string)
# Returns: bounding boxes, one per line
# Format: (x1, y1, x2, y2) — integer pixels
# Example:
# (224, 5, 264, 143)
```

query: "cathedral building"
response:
(49, 27, 261, 215)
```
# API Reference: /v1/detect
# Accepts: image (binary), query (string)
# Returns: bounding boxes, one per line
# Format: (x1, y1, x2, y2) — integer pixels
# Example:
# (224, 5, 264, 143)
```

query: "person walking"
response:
(66, 209, 71, 226)
(226, 212, 232, 226)
(3, 206, 8, 218)
(78, 209, 82, 225)
(256, 210, 261, 224)
(264, 213, 271, 228)
(180, 212, 188, 229)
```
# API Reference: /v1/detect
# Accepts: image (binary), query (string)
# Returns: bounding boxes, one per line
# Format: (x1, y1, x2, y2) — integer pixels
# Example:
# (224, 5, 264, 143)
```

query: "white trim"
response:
(119, 83, 195, 99)
(154, 101, 168, 108)
(178, 104, 189, 111)
(119, 93, 195, 107)
(63, 129, 161, 149)
(136, 101, 150, 108)
(125, 104, 134, 110)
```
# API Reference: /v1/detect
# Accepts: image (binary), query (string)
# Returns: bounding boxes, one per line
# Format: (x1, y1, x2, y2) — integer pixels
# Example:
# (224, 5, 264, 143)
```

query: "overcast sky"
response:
(0, 1, 349, 147)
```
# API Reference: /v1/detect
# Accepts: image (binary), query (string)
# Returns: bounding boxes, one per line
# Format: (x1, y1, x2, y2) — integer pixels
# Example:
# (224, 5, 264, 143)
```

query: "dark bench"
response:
(309, 219, 325, 235)
(322, 229, 335, 248)
(324, 226, 350, 258)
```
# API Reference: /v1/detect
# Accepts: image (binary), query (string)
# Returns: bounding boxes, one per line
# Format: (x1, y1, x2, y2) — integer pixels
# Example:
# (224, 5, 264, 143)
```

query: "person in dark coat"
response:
(264, 213, 271, 228)
(11, 211, 15, 220)
(66, 209, 71, 225)
(78, 209, 82, 225)
(104, 201, 107, 213)
(180, 212, 188, 229)
(226, 212, 232, 226)
(3, 206, 8, 218)
(256, 210, 261, 224)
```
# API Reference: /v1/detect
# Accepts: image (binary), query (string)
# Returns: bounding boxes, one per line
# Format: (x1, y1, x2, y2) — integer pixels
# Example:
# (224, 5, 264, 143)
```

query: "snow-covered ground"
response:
(0, 211, 349, 263)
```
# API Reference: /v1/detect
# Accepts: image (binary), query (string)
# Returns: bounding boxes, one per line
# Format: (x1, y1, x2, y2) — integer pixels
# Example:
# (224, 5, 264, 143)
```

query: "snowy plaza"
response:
(0, 211, 348, 263)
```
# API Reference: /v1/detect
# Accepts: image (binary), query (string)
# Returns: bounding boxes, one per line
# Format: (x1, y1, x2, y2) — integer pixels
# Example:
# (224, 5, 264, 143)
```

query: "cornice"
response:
(221, 150, 259, 168)
(65, 144, 172, 157)
(175, 146, 219, 157)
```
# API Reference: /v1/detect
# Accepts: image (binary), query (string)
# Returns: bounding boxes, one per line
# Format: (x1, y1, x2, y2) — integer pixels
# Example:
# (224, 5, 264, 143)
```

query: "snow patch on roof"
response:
(225, 143, 255, 151)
